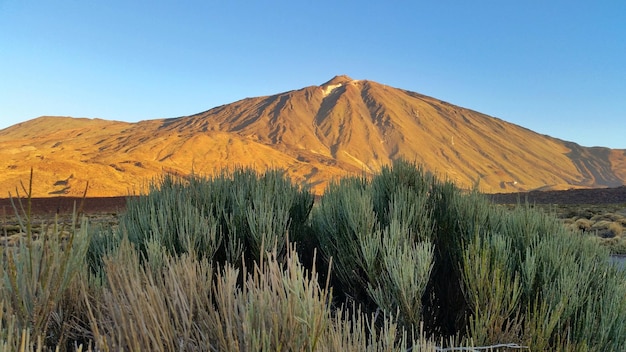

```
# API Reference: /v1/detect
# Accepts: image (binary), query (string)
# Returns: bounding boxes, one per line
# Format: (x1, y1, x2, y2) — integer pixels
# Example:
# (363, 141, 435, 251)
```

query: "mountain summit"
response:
(321, 74, 354, 85)
(1, 76, 625, 197)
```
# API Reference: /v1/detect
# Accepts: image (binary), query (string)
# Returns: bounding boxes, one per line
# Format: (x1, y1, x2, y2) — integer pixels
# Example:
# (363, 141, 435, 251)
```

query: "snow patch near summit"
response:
(321, 80, 361, 97)
(321, 83, 343, 97)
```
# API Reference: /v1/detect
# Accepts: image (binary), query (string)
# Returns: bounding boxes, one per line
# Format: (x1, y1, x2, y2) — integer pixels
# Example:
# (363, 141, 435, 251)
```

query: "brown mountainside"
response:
(1, 75, 625, 197)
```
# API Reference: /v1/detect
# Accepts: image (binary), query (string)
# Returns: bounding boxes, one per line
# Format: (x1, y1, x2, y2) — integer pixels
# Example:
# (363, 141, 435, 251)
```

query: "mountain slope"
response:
(1, 76, 625, 197)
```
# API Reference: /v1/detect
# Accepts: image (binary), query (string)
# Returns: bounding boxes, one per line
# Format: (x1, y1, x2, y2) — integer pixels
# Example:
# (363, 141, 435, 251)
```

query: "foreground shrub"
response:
(4, 162, 626, 350)
(312, 175, 434, 330)
(86, 238, 439, 351)
(311, 159, 626, 349)
(105, 167, 313, 270)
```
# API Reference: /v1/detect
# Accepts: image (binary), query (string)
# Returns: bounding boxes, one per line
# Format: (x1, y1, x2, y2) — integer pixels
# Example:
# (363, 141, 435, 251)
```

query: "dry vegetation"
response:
(490, 187, 626, 254)
(538, 203, 626, 254)
(2, 162, 626, 351)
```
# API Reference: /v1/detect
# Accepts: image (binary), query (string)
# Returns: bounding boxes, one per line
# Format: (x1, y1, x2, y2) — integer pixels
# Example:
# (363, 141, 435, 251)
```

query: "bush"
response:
(86, 237, 438, 351)
(4, 161, 626, 350)
(111, 167, 314, 269)
(311, 159, 626, 349)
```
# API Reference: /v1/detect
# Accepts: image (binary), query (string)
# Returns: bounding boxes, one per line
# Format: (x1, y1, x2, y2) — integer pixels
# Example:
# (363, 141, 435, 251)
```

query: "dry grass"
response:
(83, 239, 438, 351)
(525, 203, 626, 253)
(609, 222, 624, 237)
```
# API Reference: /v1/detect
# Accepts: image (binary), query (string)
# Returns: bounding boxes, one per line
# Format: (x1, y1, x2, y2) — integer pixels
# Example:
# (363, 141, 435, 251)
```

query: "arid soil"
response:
(0, 196, 129, 244)
(488, 186, 626, 205)
(0, 196, 130, 217)
(1, 186, 625, 218)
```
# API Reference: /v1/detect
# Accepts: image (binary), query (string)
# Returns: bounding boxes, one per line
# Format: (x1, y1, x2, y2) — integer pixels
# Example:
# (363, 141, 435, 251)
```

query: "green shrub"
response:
(311, 158, 626, 349)
(313, 161, 440, 333)
(110, 167, 313, 269)
(5, 161, 626, 350)
(461, 232, 522, 345)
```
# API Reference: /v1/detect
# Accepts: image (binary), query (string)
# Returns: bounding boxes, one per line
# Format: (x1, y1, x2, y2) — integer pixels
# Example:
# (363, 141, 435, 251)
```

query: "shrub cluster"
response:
(89, 168, 314, 273)
(312, 160, 626, 349)
(557, 204, 626, 253)
(2, 161, 626, 350)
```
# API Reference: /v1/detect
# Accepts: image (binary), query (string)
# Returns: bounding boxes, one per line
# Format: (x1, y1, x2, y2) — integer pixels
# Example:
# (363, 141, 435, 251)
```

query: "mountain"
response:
(1, 75, 625, 197)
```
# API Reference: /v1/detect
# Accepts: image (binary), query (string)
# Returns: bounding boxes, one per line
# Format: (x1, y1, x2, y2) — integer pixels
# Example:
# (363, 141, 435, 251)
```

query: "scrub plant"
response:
(112, 168, 313, 270)
(0, 168, 91, 350)
(85, 237, 440, 351)
(312, 162, 436, 332)
(4, 161, 626, 351)
(311, 159, 626, 349)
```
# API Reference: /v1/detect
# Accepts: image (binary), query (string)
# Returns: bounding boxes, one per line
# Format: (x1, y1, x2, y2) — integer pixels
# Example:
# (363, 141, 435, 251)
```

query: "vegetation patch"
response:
(517, 203, 626, 254)
(2, 161, 626, 351)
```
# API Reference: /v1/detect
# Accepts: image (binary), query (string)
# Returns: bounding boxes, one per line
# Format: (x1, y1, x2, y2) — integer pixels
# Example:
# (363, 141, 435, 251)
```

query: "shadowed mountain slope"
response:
(1, 76, 625, 197)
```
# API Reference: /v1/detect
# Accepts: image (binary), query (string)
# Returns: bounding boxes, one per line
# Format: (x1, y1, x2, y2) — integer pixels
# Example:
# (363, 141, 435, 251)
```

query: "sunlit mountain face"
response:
(1, 75, 624, 197)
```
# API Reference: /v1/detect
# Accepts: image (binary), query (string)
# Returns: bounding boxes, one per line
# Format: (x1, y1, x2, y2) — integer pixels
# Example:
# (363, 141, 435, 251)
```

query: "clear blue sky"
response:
(1, 1, 624, 148)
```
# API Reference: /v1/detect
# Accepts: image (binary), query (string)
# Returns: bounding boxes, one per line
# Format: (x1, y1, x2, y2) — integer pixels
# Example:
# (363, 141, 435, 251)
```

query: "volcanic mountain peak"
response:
(319, 75, 361, 97)
(321, 75, 354, 86)
(0, 76, 625, 197)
